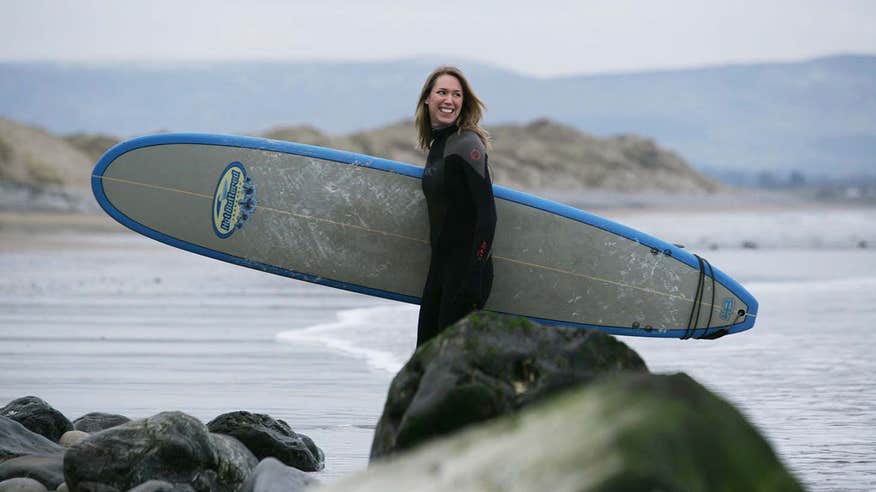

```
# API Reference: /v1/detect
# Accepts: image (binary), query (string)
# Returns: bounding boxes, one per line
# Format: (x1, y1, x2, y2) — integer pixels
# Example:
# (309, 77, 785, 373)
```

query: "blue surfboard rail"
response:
(92, 132, 758, 339)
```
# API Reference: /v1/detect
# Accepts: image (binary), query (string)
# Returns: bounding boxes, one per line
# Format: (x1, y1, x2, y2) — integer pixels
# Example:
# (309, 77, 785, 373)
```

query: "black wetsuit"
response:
(417, 125, 497, 347)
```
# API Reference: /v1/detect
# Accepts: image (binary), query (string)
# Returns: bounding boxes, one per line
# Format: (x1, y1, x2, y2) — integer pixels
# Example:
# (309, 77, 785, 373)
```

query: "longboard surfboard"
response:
(92, 133, 758, 339)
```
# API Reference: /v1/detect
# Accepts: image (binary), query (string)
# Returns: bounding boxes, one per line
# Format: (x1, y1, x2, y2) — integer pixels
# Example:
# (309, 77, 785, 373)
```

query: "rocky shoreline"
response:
(1, 401, 322, 492)
(0, 313, 804, 491)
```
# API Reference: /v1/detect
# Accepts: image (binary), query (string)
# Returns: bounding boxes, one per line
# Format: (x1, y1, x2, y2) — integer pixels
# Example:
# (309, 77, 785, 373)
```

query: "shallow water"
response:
(0, 231, 390, 479)
(2, 210, 875, 490)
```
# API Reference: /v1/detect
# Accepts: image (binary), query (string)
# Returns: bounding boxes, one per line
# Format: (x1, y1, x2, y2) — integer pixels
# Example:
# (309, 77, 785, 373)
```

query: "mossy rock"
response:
(331, 373, 803, 492)
(63, 412, 256, 492)
(370, 312, 648, 460)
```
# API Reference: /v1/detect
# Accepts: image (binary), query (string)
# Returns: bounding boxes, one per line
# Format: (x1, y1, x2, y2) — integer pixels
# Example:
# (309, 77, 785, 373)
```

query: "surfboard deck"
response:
(92, 133, 758, 339)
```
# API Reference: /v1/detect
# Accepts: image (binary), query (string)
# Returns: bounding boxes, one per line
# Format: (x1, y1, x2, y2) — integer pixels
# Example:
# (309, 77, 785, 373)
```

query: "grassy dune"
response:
(0, 117, 718, 206)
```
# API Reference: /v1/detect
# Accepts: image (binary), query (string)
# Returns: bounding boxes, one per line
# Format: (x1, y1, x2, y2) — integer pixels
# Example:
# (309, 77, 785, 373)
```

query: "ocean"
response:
(1, 205, 874, 491)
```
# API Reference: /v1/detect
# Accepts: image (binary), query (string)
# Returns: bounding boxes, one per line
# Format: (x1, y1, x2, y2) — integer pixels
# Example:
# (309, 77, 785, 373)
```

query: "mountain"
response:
(1, 55, 873, 179)
(540, 55, 876, 179)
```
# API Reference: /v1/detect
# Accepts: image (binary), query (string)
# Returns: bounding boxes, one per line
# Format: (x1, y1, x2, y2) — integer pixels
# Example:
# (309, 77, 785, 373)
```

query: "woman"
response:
(415, 66, 497, 347)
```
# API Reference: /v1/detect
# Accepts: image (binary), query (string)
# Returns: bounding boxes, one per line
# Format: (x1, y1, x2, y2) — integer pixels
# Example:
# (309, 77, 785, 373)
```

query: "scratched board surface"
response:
(92, 133, 757, 338)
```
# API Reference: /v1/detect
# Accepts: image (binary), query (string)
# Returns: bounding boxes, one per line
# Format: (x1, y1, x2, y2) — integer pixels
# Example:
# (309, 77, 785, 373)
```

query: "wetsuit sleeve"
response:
(445, 134, 497, 304)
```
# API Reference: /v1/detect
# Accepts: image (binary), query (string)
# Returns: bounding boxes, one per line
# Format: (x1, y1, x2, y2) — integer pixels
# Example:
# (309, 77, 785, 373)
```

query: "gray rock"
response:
(0, 478, 48, 492)
(71, 483, 119, 492)
(126, 481, 174, 492)
(71, 414, 130, 434)
(238, 458, 319, 492)
(207, 412, 324, 472)
(127, 480, 194, 492)
(0, 417, 64, 463)
(323, 373, 804, 492)
(0, 398, 72, 443)
(54, 484, 66, 492)
(370, 312, 648, 460)
(63, 411, 256, 492)
(58, 432, 88, 449)
(207, 434, 258, 486)
(0, 455, 64, 490)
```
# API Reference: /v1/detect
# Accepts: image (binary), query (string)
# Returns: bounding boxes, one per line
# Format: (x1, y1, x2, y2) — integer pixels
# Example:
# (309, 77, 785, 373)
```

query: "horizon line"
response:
(0, 52, 873, 79)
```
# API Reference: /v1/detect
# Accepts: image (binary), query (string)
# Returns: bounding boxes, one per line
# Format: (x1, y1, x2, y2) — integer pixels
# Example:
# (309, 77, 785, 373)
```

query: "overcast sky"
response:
(5, 0, 876, 77)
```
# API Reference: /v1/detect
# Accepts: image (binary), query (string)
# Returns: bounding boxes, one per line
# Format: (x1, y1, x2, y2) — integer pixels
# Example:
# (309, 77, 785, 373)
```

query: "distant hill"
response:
(64, 133, 121, 163)
(0, 118, 93, 188)
(1, 55, 874, 179)
(0, 117, 716, 212)
(0, 118, 100, 212)
(263, 119, 718, 192)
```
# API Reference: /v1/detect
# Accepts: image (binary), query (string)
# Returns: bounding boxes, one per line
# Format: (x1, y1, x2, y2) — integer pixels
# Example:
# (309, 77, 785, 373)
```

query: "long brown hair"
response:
(415, 66, 490, 151)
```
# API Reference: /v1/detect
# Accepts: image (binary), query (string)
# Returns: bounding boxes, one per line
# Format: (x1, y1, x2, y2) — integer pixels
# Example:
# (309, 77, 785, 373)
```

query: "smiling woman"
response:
(413, 66, 497, 347)
(426, 74, 462, 127)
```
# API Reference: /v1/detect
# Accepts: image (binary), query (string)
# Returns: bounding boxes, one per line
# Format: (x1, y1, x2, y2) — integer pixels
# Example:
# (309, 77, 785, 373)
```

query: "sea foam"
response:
(277, 305, 418, 374)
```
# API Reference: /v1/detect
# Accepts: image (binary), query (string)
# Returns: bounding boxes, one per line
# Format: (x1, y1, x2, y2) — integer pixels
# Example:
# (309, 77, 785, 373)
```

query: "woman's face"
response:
(426, 74, 463, 128)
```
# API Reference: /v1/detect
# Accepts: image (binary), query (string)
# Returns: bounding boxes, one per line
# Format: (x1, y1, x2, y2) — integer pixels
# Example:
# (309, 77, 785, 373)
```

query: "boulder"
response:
(128, 480, 194, 492)
(208, 434, 259, 485)
(71, 414, 130, 434)
(0, 398, 72, 443)
(0, 455, 64, 490)
(63, 411, 256, 492)
(0, 478, 48, 492)
(67, 483, 119, 492)
(58, 432, 88, 449)
(0, 417, 64, 463)
(324, 373, 804, 492)
(238, 458, 319, 492)
(207, 412, 324, 472)
(370, 312, 648, 459)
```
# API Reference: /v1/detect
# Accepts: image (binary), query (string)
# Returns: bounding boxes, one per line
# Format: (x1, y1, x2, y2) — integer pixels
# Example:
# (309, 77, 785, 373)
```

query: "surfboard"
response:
(92, 133, 758, 339)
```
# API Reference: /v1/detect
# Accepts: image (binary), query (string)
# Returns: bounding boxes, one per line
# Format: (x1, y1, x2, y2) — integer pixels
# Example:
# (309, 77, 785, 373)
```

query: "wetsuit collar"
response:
(431, 123, 458, 142)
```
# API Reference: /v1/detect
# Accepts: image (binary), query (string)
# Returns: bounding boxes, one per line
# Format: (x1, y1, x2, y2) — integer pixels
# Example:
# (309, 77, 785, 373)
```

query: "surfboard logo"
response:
(212, 162, 257, 238)
(720, 298, 735, 320)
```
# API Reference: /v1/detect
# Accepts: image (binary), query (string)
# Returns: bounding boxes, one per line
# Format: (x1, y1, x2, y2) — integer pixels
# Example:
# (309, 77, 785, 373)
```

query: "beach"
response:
(1, 204, 875, 491)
